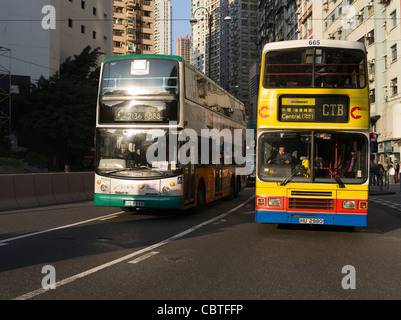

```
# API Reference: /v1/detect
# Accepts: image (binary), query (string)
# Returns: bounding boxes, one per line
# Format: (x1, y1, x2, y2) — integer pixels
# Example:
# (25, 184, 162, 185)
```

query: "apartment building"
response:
(113, 0, 155, 56)
(0, 0, 113, 82)
(154, 0, 172, 55)
(258, 0, 322, 50)
(190, 0, 258, 125)
(224, 0, 259, 114)
(323, 0, 401, 163)
(176, 35, 192, 62)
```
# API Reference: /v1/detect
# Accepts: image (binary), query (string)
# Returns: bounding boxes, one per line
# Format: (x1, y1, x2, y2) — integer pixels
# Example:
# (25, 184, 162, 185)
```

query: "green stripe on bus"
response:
(103, 54, 183, 64)
(94, 194, 184, 209)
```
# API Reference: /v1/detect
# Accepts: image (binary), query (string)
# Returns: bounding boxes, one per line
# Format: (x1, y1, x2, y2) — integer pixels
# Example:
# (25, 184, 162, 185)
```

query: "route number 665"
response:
(309, 40, 321, 46)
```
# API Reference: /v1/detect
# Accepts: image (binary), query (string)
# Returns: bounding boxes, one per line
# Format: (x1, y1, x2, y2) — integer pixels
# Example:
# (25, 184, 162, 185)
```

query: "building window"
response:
(81, 1, 85, 9)
(68, 19, 73, 28)
(93, 31, 97, 39)
(93, 7, 97, 16)
(391, 44, 397, 62)
(391, 78, 398, 96)
(390, 10, 397, 29)
(81, 25, 86, 34)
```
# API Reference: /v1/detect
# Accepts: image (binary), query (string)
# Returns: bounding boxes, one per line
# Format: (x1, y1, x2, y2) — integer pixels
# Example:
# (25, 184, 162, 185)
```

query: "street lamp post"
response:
(190, 7, 232, 78)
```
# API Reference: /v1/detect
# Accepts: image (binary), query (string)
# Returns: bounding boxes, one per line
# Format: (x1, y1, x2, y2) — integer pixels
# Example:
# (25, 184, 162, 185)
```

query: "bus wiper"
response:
(104, 166, 168, 176)
(280, 163, 304, 186)
(319, 158, 345, 188)
(136, 165, 168, 176)
(104, 168, 135, 175)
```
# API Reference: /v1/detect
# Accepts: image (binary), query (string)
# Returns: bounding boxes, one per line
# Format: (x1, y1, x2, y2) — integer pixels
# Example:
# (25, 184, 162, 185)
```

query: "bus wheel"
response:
(192, 181, 206, 214)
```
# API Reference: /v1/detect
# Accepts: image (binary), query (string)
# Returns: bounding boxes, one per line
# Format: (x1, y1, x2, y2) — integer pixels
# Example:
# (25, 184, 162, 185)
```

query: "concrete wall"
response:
(0, 172, 94, 211)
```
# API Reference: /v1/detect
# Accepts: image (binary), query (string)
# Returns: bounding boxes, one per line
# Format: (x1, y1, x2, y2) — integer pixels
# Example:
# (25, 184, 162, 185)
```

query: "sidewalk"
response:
(369, 183, 401, 195)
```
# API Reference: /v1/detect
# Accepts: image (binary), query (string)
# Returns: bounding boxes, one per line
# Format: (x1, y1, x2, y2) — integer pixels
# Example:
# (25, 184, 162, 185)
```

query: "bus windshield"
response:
(264, 47, 366, 89)
(101, 58, 178, 96)
(258, 131, 368, 185)
(96, 129, 181, 177)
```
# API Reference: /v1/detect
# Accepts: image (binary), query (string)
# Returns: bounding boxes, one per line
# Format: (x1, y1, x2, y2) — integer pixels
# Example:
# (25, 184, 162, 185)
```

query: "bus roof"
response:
(262, 40, 366, 53)
(103, 54, 183, 64)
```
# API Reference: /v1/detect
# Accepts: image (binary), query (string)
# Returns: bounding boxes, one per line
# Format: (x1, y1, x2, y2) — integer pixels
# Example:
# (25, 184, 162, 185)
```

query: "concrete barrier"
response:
(34, 174, 57, 206)
(0, 172, 94, 211)
(14, 174, 39, 208)
(52, 173, 73, 204)
(0, 175, 19, 211)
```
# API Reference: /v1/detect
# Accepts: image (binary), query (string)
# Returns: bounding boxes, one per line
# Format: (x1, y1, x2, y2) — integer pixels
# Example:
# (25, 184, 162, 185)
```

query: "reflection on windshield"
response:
(101, 59, 178, 96)
(258, 131, 368, 185)
(96, 129, 181, 177)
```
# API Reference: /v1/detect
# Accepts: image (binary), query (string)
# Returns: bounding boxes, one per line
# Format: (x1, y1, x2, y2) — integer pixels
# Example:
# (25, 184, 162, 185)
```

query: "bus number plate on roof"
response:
(115, 108, 163, 121)
(278, 95, 349, 123)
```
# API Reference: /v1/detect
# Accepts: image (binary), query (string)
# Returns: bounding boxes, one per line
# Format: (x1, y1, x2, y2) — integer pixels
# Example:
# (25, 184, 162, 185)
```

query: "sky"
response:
(171, 0, 191, 54)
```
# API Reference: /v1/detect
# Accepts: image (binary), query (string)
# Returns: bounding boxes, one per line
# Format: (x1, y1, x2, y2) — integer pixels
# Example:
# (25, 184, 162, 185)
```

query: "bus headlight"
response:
(342, 201, 356, 209)
(100, 183, 108, 192)
(268, 198, 282, 207)
(162, 186, 170, 193)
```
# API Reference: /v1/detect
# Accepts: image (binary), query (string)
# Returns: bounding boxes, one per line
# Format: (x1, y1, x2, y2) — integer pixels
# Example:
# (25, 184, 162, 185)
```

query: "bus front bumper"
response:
(95, 194, 184, 209)
(255, 210, 367, 227)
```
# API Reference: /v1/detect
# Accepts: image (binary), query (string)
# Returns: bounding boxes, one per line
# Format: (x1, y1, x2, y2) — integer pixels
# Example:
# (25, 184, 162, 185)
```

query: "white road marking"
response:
(12, 196, 255, 300)
(98, 214, 120, 221)
(0, 212, 124, 246)
(128, 251, 159, 264)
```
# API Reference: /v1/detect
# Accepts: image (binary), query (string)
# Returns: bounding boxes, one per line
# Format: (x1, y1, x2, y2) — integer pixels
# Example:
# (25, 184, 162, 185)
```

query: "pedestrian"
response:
(375, 161, 384, 189)
(370, 160, 377, 185)
(389, 163, 395, 184)
(64, 163, 71, 173)
(395, 162, 400, 183)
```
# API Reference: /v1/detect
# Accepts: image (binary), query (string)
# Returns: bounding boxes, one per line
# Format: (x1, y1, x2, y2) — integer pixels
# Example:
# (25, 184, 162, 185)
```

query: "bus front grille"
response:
(288, 198, 335, 210)
(291, 190, 332, 197)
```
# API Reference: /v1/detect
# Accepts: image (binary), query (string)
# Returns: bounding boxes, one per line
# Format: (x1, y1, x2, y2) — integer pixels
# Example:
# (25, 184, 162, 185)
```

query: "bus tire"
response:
(192, 180, 206, 214)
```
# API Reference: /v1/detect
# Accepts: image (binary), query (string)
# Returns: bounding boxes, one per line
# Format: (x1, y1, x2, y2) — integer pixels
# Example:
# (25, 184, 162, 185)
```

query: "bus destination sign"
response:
(278, 95, 349, 123)
(115, 108, 163, 122)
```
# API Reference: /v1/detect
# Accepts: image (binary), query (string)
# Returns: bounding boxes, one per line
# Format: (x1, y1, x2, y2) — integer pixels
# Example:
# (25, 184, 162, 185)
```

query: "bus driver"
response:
(267, 146, 292, 165)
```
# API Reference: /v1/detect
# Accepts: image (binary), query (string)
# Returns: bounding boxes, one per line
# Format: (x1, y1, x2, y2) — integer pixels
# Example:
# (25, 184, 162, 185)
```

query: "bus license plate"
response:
(299, 218, 324, 224)
(125, 201, 144, 206)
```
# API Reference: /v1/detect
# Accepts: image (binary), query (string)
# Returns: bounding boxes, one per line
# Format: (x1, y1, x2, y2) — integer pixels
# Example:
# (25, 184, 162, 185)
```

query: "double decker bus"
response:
(256, 40, 369, 227)
(94, 55, 246, 211)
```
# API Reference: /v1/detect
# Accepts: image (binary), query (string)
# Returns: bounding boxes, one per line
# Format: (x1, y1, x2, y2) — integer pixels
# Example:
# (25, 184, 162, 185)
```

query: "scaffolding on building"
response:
(0, 46, 11, 127)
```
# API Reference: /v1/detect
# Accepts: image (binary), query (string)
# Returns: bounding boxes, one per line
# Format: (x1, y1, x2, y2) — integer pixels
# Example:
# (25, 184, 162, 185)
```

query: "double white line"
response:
(12, 196, 255, 300)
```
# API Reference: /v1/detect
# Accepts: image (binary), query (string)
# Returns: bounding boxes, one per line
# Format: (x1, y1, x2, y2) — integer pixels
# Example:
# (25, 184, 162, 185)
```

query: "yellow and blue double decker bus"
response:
(256, 40, 369, 227)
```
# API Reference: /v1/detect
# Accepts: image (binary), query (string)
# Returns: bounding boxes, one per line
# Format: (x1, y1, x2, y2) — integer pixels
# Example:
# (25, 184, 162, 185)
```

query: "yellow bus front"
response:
(255, 40, 369, 227)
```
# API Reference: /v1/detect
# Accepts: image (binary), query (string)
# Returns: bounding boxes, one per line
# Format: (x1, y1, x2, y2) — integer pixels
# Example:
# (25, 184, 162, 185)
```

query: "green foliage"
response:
(0, 123, 12, 157)
(14, 46, 103, 170)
